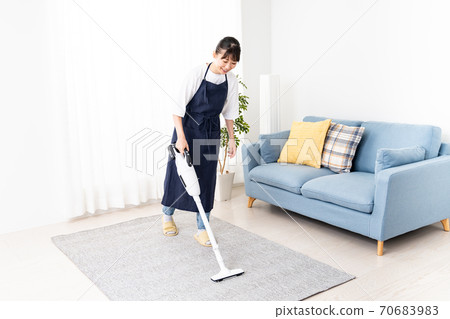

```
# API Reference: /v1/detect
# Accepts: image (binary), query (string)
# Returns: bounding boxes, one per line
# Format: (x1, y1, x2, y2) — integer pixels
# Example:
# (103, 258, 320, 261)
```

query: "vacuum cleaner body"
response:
(168, 144, 244, 282)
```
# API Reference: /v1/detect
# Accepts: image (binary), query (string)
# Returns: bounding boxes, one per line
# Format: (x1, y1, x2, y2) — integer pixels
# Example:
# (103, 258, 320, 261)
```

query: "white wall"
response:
(240, 0, 272, 143)
(226, 0, 271, 183)
(270, 0, 450, 141)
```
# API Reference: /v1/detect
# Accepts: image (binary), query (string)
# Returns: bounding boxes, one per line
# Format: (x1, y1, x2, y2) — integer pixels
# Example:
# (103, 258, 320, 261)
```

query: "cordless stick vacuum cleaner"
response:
(168, 144, 244, 282)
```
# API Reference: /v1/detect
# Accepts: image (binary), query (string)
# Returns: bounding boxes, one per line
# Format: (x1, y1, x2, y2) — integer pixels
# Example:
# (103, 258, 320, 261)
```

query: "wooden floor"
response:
(1, 185, 449, 301)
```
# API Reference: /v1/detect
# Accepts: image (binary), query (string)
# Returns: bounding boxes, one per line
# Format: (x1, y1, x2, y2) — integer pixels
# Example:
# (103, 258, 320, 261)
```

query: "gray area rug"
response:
(52, 212, 354, 300)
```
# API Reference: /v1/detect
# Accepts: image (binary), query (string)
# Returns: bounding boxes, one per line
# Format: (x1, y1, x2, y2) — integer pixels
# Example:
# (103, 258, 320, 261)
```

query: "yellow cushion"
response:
(277, 119, 332, 168)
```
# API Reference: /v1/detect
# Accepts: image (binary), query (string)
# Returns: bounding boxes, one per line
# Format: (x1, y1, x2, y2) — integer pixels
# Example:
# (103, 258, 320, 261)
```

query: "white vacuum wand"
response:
(168, 144, 244, 282)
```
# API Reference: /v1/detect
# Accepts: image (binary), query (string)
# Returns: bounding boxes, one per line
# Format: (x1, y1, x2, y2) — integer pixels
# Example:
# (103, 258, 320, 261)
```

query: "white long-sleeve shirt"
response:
(172, 63, 239, 120)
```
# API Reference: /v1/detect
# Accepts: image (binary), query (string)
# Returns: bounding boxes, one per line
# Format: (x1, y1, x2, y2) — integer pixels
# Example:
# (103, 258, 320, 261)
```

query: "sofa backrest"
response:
(352, 121, 442, 173)
(303, 116, 363, 127)
(302, 116, 442, 173)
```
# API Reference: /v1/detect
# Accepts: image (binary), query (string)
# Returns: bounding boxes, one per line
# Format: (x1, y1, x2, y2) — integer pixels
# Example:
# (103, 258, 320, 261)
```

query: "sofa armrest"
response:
(370, 155, 450, 241)
(241, 142, 262, 196)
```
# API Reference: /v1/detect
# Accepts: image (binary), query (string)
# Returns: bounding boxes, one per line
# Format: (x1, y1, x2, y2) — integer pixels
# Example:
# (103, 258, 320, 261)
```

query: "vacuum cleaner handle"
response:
(168, 143, 192, 167)
(184, 149, 192, 167)
(168, 144, 176, 160)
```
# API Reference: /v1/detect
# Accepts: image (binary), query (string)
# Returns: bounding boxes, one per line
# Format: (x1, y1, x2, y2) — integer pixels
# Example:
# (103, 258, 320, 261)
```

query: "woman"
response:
(160, 37, 241, 247)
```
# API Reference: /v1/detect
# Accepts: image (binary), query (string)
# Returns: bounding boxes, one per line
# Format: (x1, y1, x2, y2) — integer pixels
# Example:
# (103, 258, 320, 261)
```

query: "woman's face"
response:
(212, 50, 238, 74)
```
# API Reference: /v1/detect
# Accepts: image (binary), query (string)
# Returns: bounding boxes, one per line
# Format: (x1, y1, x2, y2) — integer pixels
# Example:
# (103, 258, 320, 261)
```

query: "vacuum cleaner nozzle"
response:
(211, 267, 245, 282)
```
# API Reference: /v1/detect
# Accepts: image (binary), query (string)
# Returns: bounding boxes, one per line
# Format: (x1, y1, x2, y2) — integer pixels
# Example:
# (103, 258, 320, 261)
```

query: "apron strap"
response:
(204, 62, 228, 83)
(204, 63, 212, 79)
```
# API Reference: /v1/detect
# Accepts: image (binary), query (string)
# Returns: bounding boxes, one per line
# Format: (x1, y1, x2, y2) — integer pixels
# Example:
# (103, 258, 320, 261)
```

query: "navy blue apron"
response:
(161, 63, 228, 212)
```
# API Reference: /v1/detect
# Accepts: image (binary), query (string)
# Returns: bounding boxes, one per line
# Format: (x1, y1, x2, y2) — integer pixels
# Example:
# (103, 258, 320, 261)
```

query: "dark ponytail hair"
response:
(215, 37, 241, 62)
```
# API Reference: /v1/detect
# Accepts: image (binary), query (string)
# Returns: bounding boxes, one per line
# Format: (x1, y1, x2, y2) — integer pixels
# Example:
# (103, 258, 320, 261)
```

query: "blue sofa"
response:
(242, 116, 450, 255)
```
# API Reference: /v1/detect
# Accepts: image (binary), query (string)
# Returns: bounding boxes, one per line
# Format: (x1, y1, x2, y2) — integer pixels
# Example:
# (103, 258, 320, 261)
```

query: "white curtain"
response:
(49, 0, 242, 218)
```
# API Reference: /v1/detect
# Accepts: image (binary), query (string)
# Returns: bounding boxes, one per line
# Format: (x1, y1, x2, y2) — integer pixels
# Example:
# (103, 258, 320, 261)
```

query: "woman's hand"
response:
(175, 137, 189, 153)
(173, 115, 189, 153)
(225, 119, 236, 159)
(228, 138, 236, 158)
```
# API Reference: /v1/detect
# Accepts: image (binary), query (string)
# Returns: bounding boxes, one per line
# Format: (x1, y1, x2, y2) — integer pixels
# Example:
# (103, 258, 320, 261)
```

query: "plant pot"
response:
(215, 171, 235, 201)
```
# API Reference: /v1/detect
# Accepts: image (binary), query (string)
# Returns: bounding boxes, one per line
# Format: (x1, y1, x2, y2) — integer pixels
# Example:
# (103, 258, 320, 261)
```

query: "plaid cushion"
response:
(321, 123, 365, 173)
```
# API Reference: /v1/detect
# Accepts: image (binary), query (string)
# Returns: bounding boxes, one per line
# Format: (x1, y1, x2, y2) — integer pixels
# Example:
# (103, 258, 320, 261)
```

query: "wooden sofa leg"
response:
(377, 241, 384, 256)
(441, 218, 450, 232)
(248, 197, 256, 208)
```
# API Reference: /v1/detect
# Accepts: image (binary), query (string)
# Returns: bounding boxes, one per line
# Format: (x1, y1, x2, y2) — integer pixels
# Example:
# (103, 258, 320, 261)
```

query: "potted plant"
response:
(215, 75, 250, 201)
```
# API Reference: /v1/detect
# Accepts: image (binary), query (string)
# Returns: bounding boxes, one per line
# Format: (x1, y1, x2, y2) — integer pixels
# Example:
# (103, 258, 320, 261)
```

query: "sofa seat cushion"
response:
(301, 172, 375, 213)
(248, 163, 335, 195)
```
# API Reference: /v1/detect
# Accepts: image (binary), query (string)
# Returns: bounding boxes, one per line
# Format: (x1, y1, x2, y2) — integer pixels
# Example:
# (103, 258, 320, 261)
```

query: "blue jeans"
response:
(162, 205, 210, 230)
